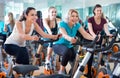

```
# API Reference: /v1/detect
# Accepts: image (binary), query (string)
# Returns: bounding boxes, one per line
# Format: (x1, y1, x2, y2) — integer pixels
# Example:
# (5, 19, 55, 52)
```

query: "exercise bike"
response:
(73, 32, 117, 78)
(0, 39, 14, 78)
(12, 37, 71, 78)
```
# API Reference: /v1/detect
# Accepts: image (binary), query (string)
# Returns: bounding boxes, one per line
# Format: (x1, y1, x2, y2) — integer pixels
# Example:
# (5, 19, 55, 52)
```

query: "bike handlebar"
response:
(72, 35, 99, 48)
(31, 34, 61, 45)
(94, 32, 118, 52)
(73, 32, 117, 53)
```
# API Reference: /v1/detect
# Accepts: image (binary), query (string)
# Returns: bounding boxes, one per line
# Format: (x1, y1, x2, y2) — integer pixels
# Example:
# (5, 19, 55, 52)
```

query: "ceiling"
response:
(0, 0, 85, 6)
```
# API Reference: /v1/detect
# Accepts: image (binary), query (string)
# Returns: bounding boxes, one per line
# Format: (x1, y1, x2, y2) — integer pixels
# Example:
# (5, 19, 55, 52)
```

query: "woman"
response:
(4, 7, 58, 65)
(87, 4, 112, 78)
(43, 6, 58, 68)
(52, 9, 94, 75)
(4, 12, 15, 36)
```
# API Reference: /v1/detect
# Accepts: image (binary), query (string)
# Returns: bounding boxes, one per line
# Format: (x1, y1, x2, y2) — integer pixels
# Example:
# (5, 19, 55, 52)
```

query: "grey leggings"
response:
(52, 44, 76, 66)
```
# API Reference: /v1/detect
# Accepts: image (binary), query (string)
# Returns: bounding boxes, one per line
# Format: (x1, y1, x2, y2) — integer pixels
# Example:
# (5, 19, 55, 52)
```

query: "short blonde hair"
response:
(66, 9, 79, 21)
(66, 9, 79, 22)
(48, 6, 56, 12)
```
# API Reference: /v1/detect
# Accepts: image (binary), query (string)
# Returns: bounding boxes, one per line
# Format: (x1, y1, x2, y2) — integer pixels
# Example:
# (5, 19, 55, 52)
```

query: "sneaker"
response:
(44, 60, 52, 70)
(58, 70, 65, 75)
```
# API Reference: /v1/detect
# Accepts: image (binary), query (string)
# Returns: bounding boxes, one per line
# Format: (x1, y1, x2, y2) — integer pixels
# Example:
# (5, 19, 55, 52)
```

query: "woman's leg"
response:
(4, 44, 29, 64)
(87, 54, 94, 78)
(46, 42, 53, 61)
(16, 47, 29, 64)
(53, 44, 75, 74)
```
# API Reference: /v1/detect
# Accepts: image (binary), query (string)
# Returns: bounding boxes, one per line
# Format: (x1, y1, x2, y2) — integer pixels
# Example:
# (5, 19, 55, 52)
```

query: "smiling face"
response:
(94, 7, 102, 18)
(48, 7, 57, 19)
(68, 9, 79, 26)
(26, 9, 37, 23)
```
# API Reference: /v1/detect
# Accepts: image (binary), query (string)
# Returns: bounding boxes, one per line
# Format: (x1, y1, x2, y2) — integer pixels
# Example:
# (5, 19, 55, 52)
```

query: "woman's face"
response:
(8, 13, 13, 21)
(68, 12, 79, 25)
(26, 9, 37, 23)
(49, 8, 57, 19)
(94, 7, 102, 17)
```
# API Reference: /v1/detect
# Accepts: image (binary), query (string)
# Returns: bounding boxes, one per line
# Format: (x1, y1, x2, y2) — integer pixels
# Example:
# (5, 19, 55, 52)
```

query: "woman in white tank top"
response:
(4, 7, 59, 65)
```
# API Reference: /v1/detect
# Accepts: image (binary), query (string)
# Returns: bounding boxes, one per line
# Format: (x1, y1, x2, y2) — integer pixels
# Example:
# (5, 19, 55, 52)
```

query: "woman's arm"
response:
(104, 23, 111, 35)
(4, 24, 8, 32)
(43, 18, 52, 34)
(59, 27, 77, 43)
(88, 23, 96, 38)
(79, 26, 94, 40)
(34, 22, 57, 39)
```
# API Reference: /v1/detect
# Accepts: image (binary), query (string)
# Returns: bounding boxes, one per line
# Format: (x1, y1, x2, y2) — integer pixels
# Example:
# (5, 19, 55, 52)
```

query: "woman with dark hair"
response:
(36, 10, 44, 31)
(4, 7, 59, 65)
(86, 4, 112, 78)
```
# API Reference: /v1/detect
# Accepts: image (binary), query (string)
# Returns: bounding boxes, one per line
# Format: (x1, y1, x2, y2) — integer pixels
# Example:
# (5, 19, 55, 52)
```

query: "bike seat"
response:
(13, 65, 39, 76)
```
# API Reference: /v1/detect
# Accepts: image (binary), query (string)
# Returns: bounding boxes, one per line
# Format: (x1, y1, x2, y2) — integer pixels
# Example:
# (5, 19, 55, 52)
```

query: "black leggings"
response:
(52, 44, 76, 66)
(4, 44, 29, 64)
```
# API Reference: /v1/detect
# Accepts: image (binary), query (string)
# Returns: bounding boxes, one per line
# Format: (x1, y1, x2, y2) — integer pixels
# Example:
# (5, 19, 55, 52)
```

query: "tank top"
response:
(45, 20, 58, 35)
(4, 21, 34, 47)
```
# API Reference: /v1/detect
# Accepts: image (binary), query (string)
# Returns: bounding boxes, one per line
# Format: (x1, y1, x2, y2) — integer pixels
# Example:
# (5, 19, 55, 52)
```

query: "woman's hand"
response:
(51, 34, 62, 40)
(32, 35, 39, 41)
(107, 34, 113, 38)
(70, 37, 77, 44)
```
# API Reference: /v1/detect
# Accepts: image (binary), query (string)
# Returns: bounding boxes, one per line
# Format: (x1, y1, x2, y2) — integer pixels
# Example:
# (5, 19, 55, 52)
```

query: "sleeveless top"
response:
(4, 21, 34, 47)
(44, 20, 58, 35)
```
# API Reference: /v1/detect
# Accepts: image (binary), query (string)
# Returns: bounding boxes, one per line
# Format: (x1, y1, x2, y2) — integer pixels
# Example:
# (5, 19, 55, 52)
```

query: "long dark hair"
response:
(19, 7, 36, 22)
(93, 4, 102, 15)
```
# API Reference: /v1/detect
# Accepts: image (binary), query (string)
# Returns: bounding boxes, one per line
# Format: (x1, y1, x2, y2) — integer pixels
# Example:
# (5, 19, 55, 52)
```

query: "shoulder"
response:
(43, 18, 49, 22)
(101, 18, 107, 23)
(33, 22, 39, 26)
(88, 16, 93, 21)
(58, 21, 67, 29)
(59, 21, 66, 25)
(101, 17, 106, 21)
(16, 21, 22, 27)
(88, 16, 94, 23)
(75, 22, 81, 29)
(76, 22, 81, 26)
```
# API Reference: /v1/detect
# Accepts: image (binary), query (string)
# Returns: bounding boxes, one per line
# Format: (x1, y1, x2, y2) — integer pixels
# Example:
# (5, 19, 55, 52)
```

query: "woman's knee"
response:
(16, 47, 29, 64)
(53, 44, 69, 56)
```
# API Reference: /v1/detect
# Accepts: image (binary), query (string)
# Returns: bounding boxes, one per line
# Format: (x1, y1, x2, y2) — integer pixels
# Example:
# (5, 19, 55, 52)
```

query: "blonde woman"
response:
(52, 9, 94, 75)
(43, 6, 58, 69)
(4, 12, 15, 36)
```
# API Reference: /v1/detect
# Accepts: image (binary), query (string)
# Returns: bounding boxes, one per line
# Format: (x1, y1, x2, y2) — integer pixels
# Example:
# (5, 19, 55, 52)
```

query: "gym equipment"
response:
(32, 37, 60, 75)
(0, 39, 14, 78)
(73, 32, 117, 78)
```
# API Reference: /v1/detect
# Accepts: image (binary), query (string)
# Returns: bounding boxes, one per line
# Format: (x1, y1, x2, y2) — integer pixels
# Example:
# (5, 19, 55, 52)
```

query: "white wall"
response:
(0, 3, 5, 21)
(61, 0, 120, 20)
(85, 0, 120, 7)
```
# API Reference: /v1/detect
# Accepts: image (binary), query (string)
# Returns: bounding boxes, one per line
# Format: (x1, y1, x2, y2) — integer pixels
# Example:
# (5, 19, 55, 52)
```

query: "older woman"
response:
(52, 9, 94, 75)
